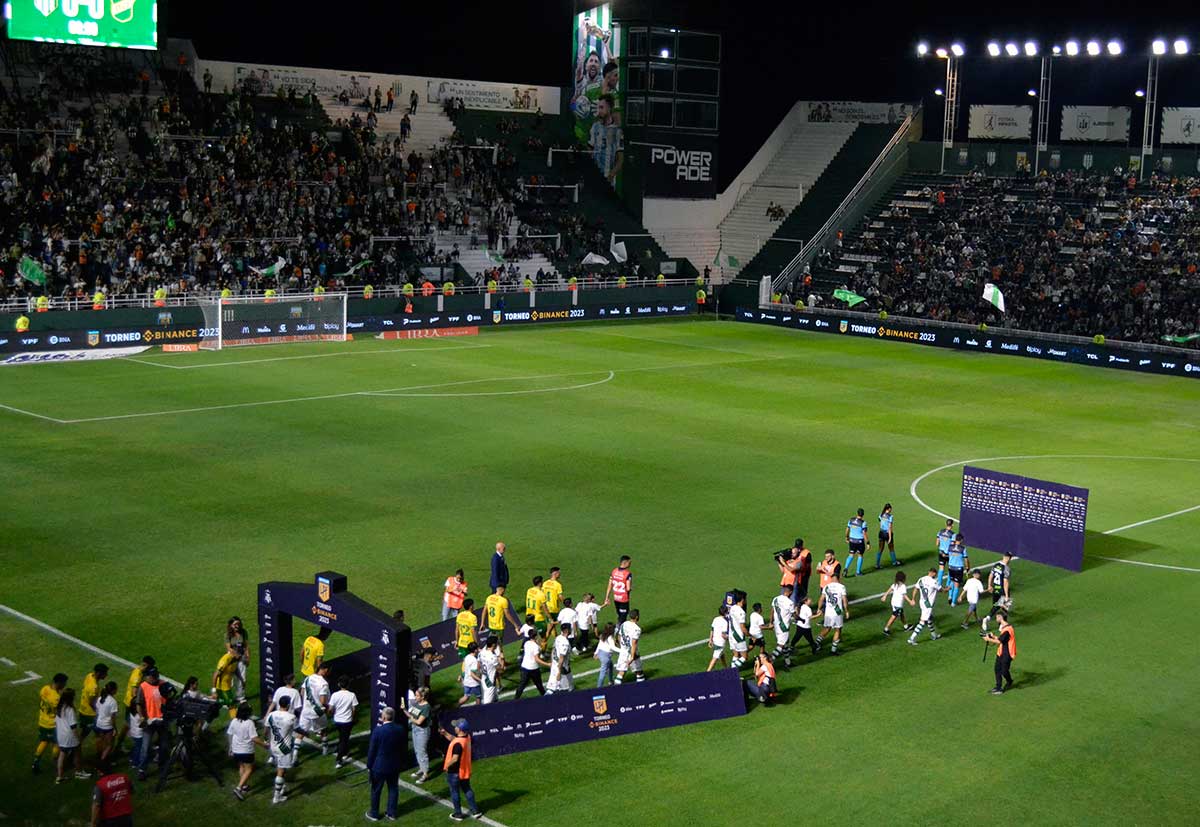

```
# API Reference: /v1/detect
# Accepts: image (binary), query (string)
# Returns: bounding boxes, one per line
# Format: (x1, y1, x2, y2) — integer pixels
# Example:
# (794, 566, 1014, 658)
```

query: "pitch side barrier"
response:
(737, 307, 1200, 380)
(437, 669, 746, 759)
(409, 617, 522, 674)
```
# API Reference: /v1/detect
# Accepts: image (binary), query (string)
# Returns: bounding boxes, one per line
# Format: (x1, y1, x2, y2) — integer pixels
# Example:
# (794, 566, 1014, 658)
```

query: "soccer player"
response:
(707, 605, 730, 672)
(457, 643, 483, 707)
(728, 593, 750, 670)
(547, 623, 574, 693)
(748, 602, 767, 659)
(982, 553, 1014, 634)
(299, 663, 331, 755)
(574, 593, 601, 654)
(455, 599, 478, 658)
(116, 656, 153, 752)
(227, 702, 258, 800)
(479, 636, 503, 705)
(876, 503, 902, 568)
(480, 585, 522, 639)
(881, 570, 914, 635)
(959, 571, 986, 629)
(602, 555, 633, 624)
(908, 568, 944, 645)
(442, 569, 468, 621)
(328, 676, 359, 767)
(768, 588, 794, 666)
(33, 672, 67, 774)
(212, 650, 240, 713)
(300, 627, 330, 677)
(946, 533, 971, 606)
(816, 548, 841, 589)
(525, 577, 549, 641)
(544, 567, 564, 638)
(844, 508, 871, 577)
(79, 663, 108, 748)
(257, 695, 297, 804)
(814, 573, 848, 655)
(935, 519, 956, 588)
(588, 93, 624, 185)
(615, 609, 645, 683)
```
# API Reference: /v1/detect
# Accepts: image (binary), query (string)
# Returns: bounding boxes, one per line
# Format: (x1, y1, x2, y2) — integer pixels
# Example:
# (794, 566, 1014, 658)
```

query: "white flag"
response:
(983, 283, 1006, 313)
(251, 257, 287, 278)
(582, 252, 609, 265)
(609, 241, 628, 263)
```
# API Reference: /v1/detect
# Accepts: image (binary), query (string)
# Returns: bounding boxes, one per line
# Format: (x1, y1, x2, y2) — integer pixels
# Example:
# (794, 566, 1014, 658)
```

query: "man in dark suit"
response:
(365, 707, 406, 821)
(490, 541, 509, 591)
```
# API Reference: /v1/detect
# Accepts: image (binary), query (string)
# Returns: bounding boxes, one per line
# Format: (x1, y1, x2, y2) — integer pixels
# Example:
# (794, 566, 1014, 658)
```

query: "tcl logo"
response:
(649, 147, 713, 182)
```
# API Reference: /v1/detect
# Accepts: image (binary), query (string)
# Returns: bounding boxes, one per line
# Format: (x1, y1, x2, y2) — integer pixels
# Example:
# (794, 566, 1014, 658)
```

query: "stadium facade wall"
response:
(910, 140, 1200, 175)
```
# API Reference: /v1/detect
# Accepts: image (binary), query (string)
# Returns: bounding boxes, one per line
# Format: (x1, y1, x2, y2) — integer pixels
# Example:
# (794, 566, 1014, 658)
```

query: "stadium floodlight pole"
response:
(919, 42, 963, 173)
(1140, 39, 1178, 181)
(1035, 54, 1051, 174)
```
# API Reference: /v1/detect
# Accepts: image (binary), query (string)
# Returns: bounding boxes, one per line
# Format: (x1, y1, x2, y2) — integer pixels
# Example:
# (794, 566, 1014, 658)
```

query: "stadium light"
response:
(935, 47, 948, 58)
(950, 42, 964, 57)
(1027, 88, 1037, 97)
(1174, 38, 1188, 55)
(659, 48, 670, 58)
(1107, 40, 1122, 56)
(1005, 42, 1019, 57)
(934, 87, 944, 96)
(987, 42, 1001, 57)
(1152, 39, 1167, 55)
(1086, 40, 1101, 56)
(1024, 41, 1038, 56)
(1135, 89, 1145, 97)
(1065, 40, 1080, 56)
(1052, 45, 1062, 55)
(917, 42, 929, 56)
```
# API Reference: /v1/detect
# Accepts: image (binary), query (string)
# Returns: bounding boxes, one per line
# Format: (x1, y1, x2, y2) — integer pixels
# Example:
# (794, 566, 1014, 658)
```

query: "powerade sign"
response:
(439, 669, 746, 759)
(960, 466, 1088, 572)
(736, 309, 1200, 380)
(643, 132, 719, 199)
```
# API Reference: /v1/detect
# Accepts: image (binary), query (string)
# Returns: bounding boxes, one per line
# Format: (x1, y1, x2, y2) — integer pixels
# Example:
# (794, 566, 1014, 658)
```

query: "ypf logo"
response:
(110, 0, 137, 24)
(317, 576, 331, 602)
(35, 0, 59, 17)
(592, 695, 608, 715)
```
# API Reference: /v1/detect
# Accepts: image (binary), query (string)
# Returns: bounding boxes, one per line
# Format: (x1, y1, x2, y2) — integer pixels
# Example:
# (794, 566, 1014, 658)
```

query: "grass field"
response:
(1, 317, 1198, 827)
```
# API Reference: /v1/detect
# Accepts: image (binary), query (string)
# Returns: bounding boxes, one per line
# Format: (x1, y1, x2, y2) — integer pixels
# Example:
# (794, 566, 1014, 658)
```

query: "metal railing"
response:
(773, 108, 920, 292)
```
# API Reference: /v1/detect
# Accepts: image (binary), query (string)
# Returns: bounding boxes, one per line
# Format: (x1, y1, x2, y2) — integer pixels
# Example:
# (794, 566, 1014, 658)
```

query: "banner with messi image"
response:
(572, 3, 625, 195)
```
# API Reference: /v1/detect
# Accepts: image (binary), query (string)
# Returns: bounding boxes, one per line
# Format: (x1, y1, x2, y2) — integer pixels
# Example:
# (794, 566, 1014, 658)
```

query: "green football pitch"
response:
(1, 318, 1197, 826)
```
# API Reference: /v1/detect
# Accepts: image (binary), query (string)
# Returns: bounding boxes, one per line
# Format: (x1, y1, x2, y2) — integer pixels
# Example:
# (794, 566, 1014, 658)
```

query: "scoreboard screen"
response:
(959, 465, 1088, 571)
(6, 0, 158, 50)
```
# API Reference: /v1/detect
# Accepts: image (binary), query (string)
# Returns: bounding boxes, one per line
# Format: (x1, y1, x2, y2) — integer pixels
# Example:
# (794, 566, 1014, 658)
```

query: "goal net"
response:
(199, 294, 348, 350)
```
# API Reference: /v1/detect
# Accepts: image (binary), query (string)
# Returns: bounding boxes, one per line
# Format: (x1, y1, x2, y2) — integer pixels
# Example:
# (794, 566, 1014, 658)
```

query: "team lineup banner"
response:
(960, 466, 1088, 572)
(735, 308, 1200, 380)
(440, 669, 746, 759)
(1160, 108, 1200, 145)
(968, 105, 1033, 140)
(1060, 106, 1131, 142)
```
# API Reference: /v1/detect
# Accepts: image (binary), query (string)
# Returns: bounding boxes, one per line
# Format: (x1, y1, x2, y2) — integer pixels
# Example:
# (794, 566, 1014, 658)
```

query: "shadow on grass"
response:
(639, 616, 684, 636)
(1013, 666, 1068, 690)
(1082, 530, 1161, 570)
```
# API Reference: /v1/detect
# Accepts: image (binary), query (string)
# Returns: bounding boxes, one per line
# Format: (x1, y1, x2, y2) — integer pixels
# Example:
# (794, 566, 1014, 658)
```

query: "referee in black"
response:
(983, 611, 1016, 695)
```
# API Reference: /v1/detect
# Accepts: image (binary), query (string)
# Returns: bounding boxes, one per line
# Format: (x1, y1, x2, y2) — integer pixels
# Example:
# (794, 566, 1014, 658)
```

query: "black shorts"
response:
(748, 636, 765, 648)
(848, 539, 865, 553)
(890, 607, 905, 618)
(938, 552, 950, 565)
(233, 752, 254, 765)
(879, 532, 892, 545)
(949, 568, 965, 585)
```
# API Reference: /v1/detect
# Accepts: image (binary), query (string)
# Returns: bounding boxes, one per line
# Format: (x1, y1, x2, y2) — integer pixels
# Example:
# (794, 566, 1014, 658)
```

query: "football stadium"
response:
(1, 2, 1198, 825)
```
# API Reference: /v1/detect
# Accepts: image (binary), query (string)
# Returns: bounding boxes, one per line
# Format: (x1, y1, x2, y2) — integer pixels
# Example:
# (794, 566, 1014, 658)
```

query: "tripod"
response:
(155, 719, 223, 792)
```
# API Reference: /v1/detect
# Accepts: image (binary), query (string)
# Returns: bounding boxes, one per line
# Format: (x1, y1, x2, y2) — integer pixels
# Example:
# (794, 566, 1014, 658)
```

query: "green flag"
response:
(334, 259, 373, 277)
(1161, 333, 1200, 344)
(712, 248, 740, 268)
(982, 282, 1006, 313)
(18, 256, 46, 287)
(251, 257, 287, 278)
(833, 289, 867, 307)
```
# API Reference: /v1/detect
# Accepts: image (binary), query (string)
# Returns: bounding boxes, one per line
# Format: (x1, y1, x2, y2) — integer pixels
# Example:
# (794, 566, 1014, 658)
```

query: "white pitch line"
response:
(1089, 556, 1200, 573)
(123, 343, 492, 370)
(1102, 504, 1200, 536)
(364, 371, 615, 398)
(0, 403, 70, 424)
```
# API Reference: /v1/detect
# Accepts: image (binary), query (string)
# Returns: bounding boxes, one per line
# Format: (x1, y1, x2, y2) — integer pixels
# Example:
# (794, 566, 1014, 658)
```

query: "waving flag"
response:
(251, 257, 287, 278)
(982, 282, 1006, 312)
(833, 289, 867, 307)
(18, 256, 47, 287)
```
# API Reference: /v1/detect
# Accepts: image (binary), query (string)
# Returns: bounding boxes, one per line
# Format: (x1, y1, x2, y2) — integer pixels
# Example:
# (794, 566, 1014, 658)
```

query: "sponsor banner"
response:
(195, 59, 561, 114)
(376, 327, 480, 340)
(960, 467, 1087, 572)
(410, 618, 521, 675)
(224, 319, 344, 342)
(805, 101, 914, 124)
(440, 669, 746, 759)
(571, 3, 624, 193)
(968, 105, 1033, 140)
(1060, 106, 1130, 142)
(642, 131, 718, 199)
(1, 346, 150, 366)
(162, 343, 200, 353)
(735, 309, 1200, 380)
(1160, 107, 1200, 145)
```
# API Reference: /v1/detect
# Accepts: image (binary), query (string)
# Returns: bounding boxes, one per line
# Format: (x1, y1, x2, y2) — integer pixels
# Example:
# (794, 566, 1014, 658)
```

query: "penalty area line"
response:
(121, 342, 492, 370)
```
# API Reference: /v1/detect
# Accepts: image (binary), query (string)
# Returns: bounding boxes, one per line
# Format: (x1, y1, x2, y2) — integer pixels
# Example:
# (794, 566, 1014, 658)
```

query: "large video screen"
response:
(6, 0, 158, 51)
(571, 3, 623, 193)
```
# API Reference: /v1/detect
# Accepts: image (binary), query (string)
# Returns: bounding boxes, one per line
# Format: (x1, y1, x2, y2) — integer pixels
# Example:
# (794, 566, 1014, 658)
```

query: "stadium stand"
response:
(785, 169, 1200, 346)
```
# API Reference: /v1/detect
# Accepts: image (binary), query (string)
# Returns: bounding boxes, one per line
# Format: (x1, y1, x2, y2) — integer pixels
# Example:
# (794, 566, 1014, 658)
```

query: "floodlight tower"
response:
(918, 42, 963, 173)
(1142, 39, 1188, 180)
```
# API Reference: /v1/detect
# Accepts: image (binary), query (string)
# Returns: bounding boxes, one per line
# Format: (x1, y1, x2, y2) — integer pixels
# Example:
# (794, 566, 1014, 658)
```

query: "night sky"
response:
(165, 0, 1200, 189)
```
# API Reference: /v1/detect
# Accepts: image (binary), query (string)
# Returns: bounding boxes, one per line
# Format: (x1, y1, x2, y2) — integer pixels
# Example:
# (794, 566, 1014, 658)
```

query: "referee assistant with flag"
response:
(983, 611, 1016, 695)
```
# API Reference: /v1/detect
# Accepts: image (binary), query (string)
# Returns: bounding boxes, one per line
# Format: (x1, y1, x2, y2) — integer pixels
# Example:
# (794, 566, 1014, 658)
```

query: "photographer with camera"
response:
(776, 539, 812, 603)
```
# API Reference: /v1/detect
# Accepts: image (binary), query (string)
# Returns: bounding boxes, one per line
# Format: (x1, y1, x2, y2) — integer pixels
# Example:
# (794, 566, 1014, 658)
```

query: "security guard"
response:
(263, 288, 277, 302)
(15, 312, 30, 332)
(153, 286, 167, 307)
(983, 611, 1016, 695)
(92, 289, 105, 310)
(363, 284, 374, 299)
(35, 295, 49, 313)
(220, 286, 232, 300)
(313, 284, 326, 301)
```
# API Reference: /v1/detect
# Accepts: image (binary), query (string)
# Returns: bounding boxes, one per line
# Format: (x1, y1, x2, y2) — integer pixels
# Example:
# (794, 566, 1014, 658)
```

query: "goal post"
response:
(199, 294, 348, 350)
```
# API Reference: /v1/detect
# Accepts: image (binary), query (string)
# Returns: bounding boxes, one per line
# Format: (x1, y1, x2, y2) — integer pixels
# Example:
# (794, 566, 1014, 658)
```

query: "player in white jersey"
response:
(958, 570, 986, 629)
(814, 574, 849, 655)
(908, 568, 944, 645)
(769, 587, 795, 665)
(614, 609, 644, 683)
(298, 664, 331, 754)
(748, 602, 766, 658)
(479, 636, 503, 704)
(728, 595, 750, 670)
(255, 695, 297, 804)
(881, 571, 915, 636)
(547, 625, 574, 693)
(706, 605, 730, 672)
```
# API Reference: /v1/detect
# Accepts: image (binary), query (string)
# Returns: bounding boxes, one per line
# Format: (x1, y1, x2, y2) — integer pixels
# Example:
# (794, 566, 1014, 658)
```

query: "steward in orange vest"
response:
(439, 718, 481, 819)
(745, 652, 777, 704)
(984, 612, 1016, 695)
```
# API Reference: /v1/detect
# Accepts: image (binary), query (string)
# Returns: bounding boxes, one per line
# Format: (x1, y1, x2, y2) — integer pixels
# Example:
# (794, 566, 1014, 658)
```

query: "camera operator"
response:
(777, 539, 811, 603)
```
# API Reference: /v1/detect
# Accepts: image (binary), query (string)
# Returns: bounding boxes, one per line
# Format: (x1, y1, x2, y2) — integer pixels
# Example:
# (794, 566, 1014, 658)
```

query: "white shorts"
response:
(548, 667, 574, 692)
(616, 652, 640, 673)
(482, 678, 499, 705)
(920, 607, 934, 623)
(271, 748, 296, 769)
(299, 712, 326, 735)
(822, 614, 843, 630)
(731, 641, 748, 654)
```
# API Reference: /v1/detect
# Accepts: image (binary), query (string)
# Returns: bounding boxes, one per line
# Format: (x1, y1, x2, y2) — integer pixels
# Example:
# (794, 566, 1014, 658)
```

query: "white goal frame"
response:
(200, 294, 349, 350)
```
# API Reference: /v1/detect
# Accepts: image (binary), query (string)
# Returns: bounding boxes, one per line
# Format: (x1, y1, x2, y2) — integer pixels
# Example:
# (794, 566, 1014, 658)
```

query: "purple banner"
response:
(410, 617, 521, 674)
(959, 466, 1089, 571)
(438, 669, 746, 759)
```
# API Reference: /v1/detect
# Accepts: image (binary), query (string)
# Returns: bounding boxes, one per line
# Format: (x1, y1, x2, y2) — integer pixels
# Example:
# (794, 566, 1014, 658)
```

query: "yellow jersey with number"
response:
(456, 611, 478, 648)
(543, 579, 563, 614)
(484, 594, 509, 631)
(525, 587, 547, 621)
(38, 685, 60, 729)
(301, 635, 325, 677)
(79, 672, 100, 716)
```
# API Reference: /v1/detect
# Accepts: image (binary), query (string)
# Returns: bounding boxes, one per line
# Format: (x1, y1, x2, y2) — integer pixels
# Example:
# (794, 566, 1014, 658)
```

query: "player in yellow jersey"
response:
(526, 576, 549, 639)
(480, 585, 522, 637)
(32, 673, 67, 774)
(543, 567, 564, 638)
(301, 627, 330, 677)
(78, 664, 108, 746)
(212, 652, 240, 711)
(455, 599, 478, 657)
(116, 656, 154, 752)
